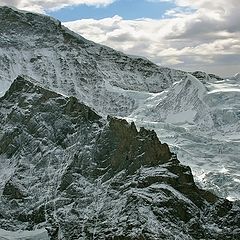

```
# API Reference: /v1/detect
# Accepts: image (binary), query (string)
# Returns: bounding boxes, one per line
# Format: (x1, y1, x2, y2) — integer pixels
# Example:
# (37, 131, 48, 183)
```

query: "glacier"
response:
(0, 228, 49, 240)
(0, 5, 239, 203)
(0, 76, 239, 239)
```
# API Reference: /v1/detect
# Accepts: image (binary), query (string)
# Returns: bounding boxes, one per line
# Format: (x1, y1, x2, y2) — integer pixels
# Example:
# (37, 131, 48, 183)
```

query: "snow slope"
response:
(0, 229, 49, 240)
(0, 6, 239, 201)
(125, 75, 240, 200)
(0, 6, 187, 117)
(0, 80, 11, 97)
(0, 77, 239, 239)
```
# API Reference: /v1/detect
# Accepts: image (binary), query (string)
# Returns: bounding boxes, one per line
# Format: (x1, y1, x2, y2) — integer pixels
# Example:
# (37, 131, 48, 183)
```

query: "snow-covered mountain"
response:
(229, 73, 240, 82)
(0, 6, 188, 116)
(0, 6, 240, 238)
(0, 76, 239, 239)
(0, 6, 239, 202)
(0, 6, 240, 201)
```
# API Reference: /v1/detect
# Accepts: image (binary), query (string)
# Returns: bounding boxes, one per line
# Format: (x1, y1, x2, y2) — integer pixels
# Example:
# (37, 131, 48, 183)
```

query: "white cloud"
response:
(0, 0, 115, 13)
(150, 0, 239, 10)
(1, 0, 239, 76)
(64, 0, 240, 76)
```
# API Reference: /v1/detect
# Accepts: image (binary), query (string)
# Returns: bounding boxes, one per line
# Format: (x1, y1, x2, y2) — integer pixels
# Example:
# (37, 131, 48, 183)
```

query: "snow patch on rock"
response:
(0, 228, 50, 240)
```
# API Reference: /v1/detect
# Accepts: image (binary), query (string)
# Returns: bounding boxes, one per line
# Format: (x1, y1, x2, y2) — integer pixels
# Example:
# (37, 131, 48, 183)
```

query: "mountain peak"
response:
(3, 75, 59, 100)
(0, 5, 59, 23)
(0, 5, 91, 50)
(233, 72, 240, 80)
(0, 7, 240, 238)
(1, 76, 238, 239)
(0, 5, 34, 14)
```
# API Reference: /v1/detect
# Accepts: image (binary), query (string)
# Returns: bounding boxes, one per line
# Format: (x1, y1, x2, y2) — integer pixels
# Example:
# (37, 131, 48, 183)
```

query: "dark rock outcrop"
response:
(2, 180, 26, 200)
(0, 77, 239, 239)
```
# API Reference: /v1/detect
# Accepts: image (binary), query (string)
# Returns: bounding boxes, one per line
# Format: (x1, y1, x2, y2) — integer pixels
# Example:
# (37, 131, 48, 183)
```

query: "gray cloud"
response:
(0, 0, 115, 13)
(64, 0, 240, 76)
(1, 0, 239, 76)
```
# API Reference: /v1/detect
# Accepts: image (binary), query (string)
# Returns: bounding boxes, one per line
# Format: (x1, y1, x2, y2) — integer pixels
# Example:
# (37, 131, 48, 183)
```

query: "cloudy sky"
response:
(1, 0, 239, 76)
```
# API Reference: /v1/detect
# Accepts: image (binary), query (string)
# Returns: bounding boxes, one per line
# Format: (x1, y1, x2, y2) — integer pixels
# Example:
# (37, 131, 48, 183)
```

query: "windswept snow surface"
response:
(0, 7, 239, 201)
(0, 80, 11, 97)
(0, 228, 50, 240)
(123, 75, 240, 201)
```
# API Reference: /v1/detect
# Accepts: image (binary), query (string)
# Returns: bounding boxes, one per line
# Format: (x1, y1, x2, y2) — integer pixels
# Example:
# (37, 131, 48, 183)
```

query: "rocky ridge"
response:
(0, 76, 239, 239)
(0, 6, 188, 117)
(1, 7, 239, 201)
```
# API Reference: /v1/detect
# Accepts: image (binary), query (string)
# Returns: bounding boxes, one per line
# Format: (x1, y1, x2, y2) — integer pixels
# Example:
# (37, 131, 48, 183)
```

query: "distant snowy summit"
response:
(0, 6, 237, 129)
(230, 72, 240, 81)
(0, 76, 239, 239)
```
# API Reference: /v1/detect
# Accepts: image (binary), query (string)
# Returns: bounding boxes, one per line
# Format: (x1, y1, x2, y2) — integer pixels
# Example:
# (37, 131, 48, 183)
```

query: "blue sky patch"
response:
(48, 0, 175, 21)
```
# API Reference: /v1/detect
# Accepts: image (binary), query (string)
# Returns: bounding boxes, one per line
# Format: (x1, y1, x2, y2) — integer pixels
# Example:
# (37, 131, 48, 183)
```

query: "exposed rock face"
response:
(0, 6, 240, 203)
(2, 180, 27, 200)
(0, 6, 188, 116)
(0, 77, 239, 239)
(191, 71, 224, 83)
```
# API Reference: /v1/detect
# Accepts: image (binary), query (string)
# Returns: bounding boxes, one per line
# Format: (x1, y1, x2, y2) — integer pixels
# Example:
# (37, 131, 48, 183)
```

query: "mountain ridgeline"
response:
(0, 76, 239, 239)
(0, 5, 189, 117)
(0, 6, 239, 240)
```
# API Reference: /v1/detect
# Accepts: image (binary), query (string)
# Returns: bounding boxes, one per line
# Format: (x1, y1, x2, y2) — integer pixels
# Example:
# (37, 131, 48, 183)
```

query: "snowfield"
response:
(0, 6, 239, 203)
(0, 228, 49, 240)
(125, 75, 240, 200)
